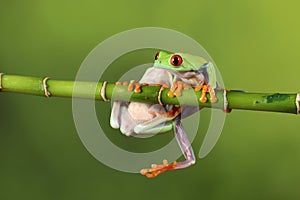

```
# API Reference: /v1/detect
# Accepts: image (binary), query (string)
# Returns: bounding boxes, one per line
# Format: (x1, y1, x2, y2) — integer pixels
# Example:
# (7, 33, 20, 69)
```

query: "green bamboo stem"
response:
(0, 74, 299, 114)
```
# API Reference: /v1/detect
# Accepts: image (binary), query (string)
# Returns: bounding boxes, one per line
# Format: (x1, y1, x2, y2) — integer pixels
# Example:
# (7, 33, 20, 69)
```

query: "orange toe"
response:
(140, 160, 177, 178)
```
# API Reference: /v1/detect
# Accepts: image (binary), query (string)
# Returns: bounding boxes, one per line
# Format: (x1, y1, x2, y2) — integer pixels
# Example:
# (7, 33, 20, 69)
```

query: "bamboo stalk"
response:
(0, 74, 299, 114)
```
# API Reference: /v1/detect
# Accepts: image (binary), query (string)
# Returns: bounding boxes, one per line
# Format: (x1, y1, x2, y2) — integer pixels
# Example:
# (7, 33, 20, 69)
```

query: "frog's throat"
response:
(153, 64, 197, 78)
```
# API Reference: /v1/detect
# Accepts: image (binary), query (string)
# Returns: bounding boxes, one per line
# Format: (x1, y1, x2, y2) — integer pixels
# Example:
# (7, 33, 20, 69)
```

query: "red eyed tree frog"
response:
(110, 51, 218, 178)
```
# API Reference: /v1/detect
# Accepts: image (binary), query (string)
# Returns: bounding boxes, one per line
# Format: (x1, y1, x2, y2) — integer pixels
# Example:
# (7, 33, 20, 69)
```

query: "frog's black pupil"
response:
(173, 57, 179, 65)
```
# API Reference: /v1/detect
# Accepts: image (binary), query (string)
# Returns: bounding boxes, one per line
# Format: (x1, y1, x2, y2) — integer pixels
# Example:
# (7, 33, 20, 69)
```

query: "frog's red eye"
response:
(155, 52, 160, 60)
(170, 54, 183, 66)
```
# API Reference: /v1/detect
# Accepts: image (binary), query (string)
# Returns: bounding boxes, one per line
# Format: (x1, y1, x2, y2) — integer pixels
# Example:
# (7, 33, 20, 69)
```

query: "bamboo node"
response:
(42, 77, 51, 97)
(100, 81, 109, 101)
(158, 85, 165, 106)
(296, 94, 300, 114)
(223, 89, 229, 110)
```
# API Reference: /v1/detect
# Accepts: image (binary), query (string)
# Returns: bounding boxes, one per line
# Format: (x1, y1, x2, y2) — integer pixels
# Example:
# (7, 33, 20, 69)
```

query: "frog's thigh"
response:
(134, 115, 174, 134)
(119, 104, 137, 136)
(110, 100, 122, 129)
(135, 121, 173, 135)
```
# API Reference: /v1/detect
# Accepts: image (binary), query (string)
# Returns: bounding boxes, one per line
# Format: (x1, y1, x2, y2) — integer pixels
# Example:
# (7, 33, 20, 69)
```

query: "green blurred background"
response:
(1, 0, 300, 199)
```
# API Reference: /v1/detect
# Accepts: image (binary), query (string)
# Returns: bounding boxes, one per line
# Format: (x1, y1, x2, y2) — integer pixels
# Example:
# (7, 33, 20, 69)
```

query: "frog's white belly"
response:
(128, 103, 153, 122)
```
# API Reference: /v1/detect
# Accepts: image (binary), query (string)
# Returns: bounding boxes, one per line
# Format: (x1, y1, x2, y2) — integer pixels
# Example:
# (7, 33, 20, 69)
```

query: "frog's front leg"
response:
(167, 81, 189, 98)
(140, 117, 195, 178)
(116, 80, 144, 93)
(193, 62, 218, 103)
(194, 84, 217, 103)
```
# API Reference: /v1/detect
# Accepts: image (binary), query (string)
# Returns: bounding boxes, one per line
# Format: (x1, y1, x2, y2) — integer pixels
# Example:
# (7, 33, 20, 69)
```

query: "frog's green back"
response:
(179, 53, 208, 70)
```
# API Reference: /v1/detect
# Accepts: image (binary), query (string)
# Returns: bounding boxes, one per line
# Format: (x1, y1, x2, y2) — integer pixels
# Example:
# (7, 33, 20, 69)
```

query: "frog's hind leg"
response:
(110, 100, 137, 136)
(110, 100, 122, 129)
(173, 117, 196, 169)
(133, 113, 174, 134)
(135, 121, 173, 135)
(134, 106, 181, 134)
(140, 117, 195, 178)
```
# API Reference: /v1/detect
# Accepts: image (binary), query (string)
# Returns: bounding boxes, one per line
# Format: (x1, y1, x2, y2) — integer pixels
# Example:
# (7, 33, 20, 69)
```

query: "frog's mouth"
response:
(153, 63, 191, 72)
(154, 64, 196, 79)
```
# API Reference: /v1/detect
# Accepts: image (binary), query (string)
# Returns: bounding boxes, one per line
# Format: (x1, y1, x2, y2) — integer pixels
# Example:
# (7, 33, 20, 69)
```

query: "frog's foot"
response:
(154, 83, 169, 88)
(127, 80, 141, 93)
(208, 86, 217, 103)
(147, 106, 181, 120)
(115, 81, 129, 86)
(168, 81, 189, 98)
(140, 159, 177, 178)
(194, 85, 217, 103)
(194, 85, 208, 103)
(166, 105, 182, 118)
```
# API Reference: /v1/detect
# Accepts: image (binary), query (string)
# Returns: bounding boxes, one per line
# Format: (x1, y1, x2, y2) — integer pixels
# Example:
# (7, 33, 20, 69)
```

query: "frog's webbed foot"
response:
(194, 84, 217, 103)
(115, 81, 129, 86)
(140, 158, 196, 178)
(128, 80, 142, 93)
(167, 81, 189, 98)
(140, 117, 195, 178)
(140, 159, 177, 178)
(154, 83, 169, 88)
